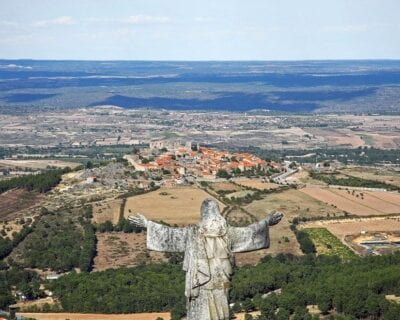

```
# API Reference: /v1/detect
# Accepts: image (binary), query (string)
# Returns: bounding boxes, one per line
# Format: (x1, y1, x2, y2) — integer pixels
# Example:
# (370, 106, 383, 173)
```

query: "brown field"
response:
(300, 187, 400, 216)
(239, 189, 344, 259)
(210, 182, 241, 192)
(0, 159, 80, 170)
(235, 179, 280, 190)
(302, 217, 400, 239)
(341, 167, 400, 187)
(123, 186, 224, 225)
(92, 199, 123, 224)
(17, 313, 171, 320)
(307, 128, 365, 148)
(93, 232, 166, 271)
(0, 189, 44, 221)
(246, 189, 342, 220)
(226, 190, 254, 199)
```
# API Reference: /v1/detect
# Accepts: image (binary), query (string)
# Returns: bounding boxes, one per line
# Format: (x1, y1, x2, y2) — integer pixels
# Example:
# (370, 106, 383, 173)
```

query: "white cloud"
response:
(122, 15, 170, 25)
(33, 16, 75, 27)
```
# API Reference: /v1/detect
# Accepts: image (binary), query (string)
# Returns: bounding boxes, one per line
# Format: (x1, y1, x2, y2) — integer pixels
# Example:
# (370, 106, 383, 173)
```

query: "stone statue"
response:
(129, 198, 283, 320)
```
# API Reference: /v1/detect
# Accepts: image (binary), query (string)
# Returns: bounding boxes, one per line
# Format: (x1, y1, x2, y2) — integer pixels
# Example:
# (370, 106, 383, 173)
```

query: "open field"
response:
(226, 190, 255, 199)
(210, 182, 241, 192)
(306, 128, 365, 148)
(301, 216, 400, 239)
(0, 189, 43, 221)
(341, 167, 400, 188)
(93, 232, 166, 271)
(246, 189, 343, 220)
(0, 159, 80, 170)
(300, 187, 400, 216)
(17, 313, 171, 320)
(238, 188, 344, 259)
(92, 199, 123, 224)
(234, 179, 280, 190)
(302, 228, 356, 259)
(123, 186, 223, 225)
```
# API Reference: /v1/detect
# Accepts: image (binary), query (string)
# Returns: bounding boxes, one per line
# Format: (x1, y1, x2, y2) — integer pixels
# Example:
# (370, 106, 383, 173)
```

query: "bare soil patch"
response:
(0, 221, 23, 239)
(123, 186, 224, 225)
(93, 232, 167, 271)
(92, 199, 123, 224)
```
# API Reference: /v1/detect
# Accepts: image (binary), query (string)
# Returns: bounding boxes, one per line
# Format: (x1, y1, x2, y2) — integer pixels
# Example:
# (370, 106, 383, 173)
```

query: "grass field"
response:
(302, 227, 356, 259)
(93, 232, 166, 271)
(123, 186, 223, 225)
(300, 187, 400, 216)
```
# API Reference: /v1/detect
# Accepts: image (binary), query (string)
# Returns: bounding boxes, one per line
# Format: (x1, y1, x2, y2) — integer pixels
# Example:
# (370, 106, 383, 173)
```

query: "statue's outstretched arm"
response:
(128, 214, 188, 252)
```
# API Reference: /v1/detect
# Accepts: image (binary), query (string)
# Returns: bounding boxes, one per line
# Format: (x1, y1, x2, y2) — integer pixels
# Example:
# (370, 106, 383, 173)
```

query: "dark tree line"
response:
(48, 264, 186, 318)
(0, 168, 69, 194)
(310, 172, 400, 191)
(47, 253, 400, 319)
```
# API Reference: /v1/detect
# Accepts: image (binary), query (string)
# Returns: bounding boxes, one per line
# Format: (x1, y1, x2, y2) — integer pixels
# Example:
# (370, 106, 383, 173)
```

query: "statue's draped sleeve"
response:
(229, 219, 269, 253)
(146, 221, 189, 252)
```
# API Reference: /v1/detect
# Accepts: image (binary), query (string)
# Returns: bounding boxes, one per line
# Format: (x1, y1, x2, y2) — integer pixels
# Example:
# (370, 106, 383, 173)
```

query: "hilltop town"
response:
(124, 141, 282, 183)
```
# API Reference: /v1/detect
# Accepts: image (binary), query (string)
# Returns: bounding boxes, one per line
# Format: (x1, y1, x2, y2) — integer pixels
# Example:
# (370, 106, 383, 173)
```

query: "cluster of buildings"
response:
(124, 141, 281, 182)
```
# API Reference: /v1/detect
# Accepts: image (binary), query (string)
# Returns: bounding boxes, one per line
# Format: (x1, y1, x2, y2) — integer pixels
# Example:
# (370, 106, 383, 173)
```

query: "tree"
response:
(86, 161, 94, 169)
(216, 169, 230, 179)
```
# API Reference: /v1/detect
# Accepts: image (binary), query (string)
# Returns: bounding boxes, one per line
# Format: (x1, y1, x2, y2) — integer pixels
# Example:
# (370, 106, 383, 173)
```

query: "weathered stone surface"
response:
(131, 198, 282, 320)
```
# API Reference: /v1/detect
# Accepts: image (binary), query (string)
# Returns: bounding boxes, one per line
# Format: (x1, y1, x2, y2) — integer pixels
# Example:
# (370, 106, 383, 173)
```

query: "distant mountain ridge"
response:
(0, 60, 399, 114)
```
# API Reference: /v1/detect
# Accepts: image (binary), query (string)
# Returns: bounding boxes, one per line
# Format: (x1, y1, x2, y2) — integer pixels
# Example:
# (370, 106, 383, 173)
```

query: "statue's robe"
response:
(146, 220, 269, 320)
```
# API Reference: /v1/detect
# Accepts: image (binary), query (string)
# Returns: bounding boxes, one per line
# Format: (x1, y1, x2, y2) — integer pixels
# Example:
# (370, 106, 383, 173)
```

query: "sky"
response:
(0, 0, 399, 60)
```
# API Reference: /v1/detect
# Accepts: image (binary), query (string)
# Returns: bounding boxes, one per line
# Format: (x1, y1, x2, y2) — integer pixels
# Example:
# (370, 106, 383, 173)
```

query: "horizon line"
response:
(1, 58, 400, 62)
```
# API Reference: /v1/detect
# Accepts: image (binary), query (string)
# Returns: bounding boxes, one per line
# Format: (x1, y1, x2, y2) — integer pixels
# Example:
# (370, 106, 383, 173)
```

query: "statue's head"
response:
(199, 198, 227, 236)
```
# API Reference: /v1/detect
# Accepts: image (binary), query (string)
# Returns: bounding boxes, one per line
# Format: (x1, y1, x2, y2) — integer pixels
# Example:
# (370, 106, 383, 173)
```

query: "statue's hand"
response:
(266, 210, 283, 226)
(128, 214, 148, 228)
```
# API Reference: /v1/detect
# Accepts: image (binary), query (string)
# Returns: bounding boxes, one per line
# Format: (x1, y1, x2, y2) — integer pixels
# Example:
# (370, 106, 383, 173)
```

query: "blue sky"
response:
(0, 0, 399, 60)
